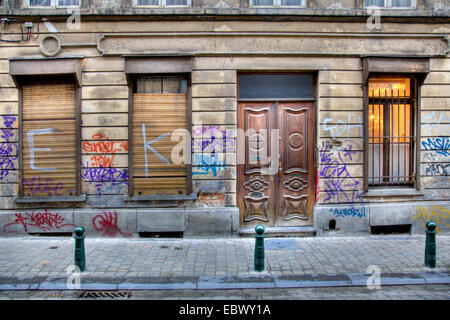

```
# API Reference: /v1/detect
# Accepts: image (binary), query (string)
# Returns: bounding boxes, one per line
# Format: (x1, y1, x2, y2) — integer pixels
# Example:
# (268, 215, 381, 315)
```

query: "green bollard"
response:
(74, 226, 86, 272)
(425, 221, 437, 268)
(254, 225, 265, 272)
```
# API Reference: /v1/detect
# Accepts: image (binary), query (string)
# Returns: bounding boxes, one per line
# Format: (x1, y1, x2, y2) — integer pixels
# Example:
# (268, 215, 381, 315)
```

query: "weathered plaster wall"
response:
(0, 18, 448, 236)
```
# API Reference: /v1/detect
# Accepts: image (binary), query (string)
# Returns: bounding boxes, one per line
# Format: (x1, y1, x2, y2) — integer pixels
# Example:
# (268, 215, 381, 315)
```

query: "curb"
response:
(0, 271, 449, 291)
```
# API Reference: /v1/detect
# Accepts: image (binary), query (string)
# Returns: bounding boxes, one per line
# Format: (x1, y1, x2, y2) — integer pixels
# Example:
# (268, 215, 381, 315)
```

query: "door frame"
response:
(236, 72, 318, 228)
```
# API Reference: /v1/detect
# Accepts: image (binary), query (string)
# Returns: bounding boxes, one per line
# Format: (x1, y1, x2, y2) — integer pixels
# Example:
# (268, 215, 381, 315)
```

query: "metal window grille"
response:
(368, 78, 416, 186)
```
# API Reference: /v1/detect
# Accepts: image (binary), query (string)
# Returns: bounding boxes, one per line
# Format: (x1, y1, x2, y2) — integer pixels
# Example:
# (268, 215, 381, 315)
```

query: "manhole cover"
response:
(265, 239, 301, 250)
(78, 291, 132, 299)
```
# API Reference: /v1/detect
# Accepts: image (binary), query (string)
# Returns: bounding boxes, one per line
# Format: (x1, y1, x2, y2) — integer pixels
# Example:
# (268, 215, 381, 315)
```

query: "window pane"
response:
(58, 0, 80, 5)
(252, 0, 274, 6)
(163, 77, 187, 93)
(368, 104, 384, 184)
(29, 0, 51, 6)
(166, 0, 188, 5)
(369, 78, 410, 97)
(364, 0, 384, 7)
(239, 74, 314, 100)
(136, 0, 159, 5)
(135, 76, 162, 93)
(368, 77, 414, 186)
(392, 0, 412, 7)
(281, 0, 302, 6)
(389, 104, 411, 183)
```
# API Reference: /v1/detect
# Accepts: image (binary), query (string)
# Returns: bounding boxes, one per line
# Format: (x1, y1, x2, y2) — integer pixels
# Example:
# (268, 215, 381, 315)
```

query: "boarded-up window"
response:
(21, 78, 78, 196)
(132, 76, 188, 195)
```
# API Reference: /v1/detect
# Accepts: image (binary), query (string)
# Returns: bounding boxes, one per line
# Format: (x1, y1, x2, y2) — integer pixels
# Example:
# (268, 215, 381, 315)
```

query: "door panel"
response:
(238, 101, 315, 228)
(239, 103, 277, 227)
(277, 103, 315, 226)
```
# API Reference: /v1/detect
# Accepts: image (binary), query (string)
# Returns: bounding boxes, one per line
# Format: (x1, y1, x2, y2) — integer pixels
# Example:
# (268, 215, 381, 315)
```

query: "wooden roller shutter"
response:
(21, 78, 77, 197)
(132, 76, 188, 195)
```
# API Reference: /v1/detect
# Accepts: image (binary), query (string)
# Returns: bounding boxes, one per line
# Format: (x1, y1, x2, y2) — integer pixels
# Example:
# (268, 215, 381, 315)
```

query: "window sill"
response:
(362, 187, 424, 198)
(15, 194, 86, 203)
(125, 192, 197, 201)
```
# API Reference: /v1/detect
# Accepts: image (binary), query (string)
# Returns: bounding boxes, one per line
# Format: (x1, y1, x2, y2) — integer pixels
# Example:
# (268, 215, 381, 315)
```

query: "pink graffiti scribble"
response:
(92, 211, 132, 237)
(2, 210, 76, 232)
(316, 170, 320, 202)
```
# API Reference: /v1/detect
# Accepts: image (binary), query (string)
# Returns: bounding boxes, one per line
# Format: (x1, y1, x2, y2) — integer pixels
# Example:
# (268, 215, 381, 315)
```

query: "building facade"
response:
(0, 0, 449, 237)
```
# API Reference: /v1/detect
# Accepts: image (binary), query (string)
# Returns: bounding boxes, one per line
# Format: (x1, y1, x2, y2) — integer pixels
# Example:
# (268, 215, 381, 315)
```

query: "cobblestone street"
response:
(0, 284, 448, 300)
(0, 235, 449, 278)
(0, 234, 449, 301)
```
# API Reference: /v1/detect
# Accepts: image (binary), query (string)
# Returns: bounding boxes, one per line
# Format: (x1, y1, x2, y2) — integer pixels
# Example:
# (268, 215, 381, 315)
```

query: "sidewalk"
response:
(0, 235, 449, 290)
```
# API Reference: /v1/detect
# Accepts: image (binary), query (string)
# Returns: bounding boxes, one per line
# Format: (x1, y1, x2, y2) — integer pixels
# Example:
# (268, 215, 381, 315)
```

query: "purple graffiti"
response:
(81, 161, 128, 195)
(2, 116, 16, 128)
(192, 125, 235, 153)
(0, 116, 18, 181)
(23, 176, 67, 196)
(319, 141, 364, 203)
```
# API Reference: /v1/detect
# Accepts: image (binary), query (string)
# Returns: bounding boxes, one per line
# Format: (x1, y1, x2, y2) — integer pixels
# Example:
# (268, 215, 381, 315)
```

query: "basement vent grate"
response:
(78, 291, 132, 299)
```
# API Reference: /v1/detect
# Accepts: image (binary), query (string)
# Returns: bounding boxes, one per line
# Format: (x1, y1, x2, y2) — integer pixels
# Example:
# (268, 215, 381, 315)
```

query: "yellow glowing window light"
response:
(368, 78, 412, 143)
(369, 78, 411, 97)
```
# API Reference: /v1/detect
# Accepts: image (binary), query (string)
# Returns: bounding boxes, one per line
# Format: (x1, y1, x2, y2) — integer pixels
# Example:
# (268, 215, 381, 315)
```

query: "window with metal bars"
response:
(368, 77, 416, 186)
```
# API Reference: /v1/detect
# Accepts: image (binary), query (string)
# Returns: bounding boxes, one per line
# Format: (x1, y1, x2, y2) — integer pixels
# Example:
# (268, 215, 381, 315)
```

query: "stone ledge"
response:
(137, 209, 185, 232)
(15, 195, 87, 203)
(0, 8, 448, 19)
(0, 207, 241, 236)
(184, 207, 239, 236)
(315, 201, 450, 236)
(239, 226, 316, 237)
(362, 188, 424, 198)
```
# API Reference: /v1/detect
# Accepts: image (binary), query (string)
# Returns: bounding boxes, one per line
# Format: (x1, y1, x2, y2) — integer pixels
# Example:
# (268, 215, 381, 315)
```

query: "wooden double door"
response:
(237, 102, 315, 227)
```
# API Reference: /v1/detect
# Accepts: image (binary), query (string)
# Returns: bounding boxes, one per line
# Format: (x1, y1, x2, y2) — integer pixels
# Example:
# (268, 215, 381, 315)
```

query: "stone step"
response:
(238, 226, 316, 238)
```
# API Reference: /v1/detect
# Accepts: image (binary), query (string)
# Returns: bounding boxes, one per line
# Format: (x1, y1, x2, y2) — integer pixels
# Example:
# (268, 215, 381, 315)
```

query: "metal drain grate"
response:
(78, 291, 132, 299)
(265, 239, 302, 250)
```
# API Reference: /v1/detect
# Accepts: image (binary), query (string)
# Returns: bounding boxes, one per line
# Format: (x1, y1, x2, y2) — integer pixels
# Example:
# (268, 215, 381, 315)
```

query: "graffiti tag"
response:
(322, 115, 363, 138)
(319, 141, 364, 203)
(329, 207, 366, 218)
(81, 161, 128, 195)
(92, 211, 132, 237)
(192, 154, 226, 176)
(0, 116, 18, 181)
(2, 210, 76, 232)
(425, 163, 450, 176)
(414, 205, 450, 233)
(422, 137, 450, 157)
(23, 176, 69, 196)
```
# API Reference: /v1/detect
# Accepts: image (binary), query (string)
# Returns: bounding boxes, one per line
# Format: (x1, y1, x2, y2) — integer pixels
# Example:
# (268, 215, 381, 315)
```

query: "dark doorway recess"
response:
(371, 224, 411, 235)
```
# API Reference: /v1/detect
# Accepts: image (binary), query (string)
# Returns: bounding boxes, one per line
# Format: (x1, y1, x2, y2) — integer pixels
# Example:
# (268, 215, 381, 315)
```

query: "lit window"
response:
(134, 0, 190, 7)
(364, 0, 415, 8)
(368, 78, 417, 186)
(250, 0, 305, 7)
